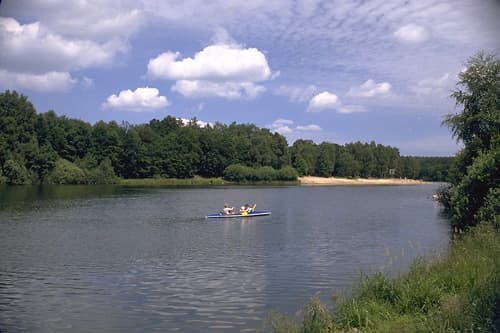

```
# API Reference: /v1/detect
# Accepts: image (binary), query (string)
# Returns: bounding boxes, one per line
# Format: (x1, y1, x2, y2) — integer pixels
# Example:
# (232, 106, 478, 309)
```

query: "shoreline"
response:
(299, 176, 430, 186)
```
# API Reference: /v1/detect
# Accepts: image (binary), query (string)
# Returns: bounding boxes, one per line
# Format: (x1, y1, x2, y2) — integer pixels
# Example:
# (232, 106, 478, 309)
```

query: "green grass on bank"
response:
(117, 176, 299, 187)
(117, 176, 230, 186)
(264, 223, 500, 333)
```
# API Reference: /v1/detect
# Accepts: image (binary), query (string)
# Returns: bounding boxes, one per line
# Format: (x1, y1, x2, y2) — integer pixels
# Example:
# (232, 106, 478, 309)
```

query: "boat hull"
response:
(206, 210, 271, 219)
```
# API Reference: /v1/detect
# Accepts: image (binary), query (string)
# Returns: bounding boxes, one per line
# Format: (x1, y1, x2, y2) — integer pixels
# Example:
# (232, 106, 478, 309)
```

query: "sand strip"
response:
(299, 176, 429, 186)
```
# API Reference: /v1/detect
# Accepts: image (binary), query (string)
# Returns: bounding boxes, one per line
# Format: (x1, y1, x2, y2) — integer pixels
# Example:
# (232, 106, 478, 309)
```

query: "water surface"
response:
(0, 184, 449, 332)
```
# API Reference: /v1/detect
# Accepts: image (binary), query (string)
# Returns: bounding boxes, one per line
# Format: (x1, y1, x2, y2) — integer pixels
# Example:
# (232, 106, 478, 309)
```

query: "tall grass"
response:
(263, 223, 500, 333)
(117, 176, 229, 186)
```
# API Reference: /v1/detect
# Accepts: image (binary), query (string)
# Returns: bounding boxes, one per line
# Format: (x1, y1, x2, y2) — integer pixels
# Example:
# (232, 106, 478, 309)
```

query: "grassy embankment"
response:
(117, 176, 299, 186)
(265, 223, 500, 333)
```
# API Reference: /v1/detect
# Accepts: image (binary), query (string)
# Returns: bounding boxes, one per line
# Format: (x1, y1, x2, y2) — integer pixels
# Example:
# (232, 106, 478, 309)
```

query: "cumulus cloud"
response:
(0, 70, 77, 92)
(147, 44, 271, 81)
(102, 87, 169, 111)
(180, 118, 212, 128)
(412, 73, 455, 96)
(348, 79, 392, 97)
(307, 91, 340, 111)
(393, 23, 429, 43)
(307, 91, 367, 113)
(0, 17, 125, 74)
(270, 119, 294, 134)
(148, 42, 273, 99)
(270, 119, 322, 135)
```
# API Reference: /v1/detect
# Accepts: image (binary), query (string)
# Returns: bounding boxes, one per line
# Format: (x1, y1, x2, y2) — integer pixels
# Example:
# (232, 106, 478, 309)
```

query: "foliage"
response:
(223, 164, 298, 182)
(0, 90, 454, 185)
(2, 159, 31, 184)
(448, 143, 499, 228)
(440, 52, 500, 229)
(47, 159, 87, 184)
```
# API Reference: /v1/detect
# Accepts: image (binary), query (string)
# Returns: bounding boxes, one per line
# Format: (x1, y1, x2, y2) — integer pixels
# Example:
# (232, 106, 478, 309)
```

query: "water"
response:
(0, 184, 450, 332)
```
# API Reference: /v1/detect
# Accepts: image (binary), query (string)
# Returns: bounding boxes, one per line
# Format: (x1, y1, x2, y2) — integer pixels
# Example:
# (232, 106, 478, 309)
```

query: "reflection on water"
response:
(0, 184, 450, 332)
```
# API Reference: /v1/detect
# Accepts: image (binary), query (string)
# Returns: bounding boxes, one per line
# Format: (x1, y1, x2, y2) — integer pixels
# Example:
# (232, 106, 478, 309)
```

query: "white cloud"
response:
(81, 76, 94, 88)
(393, 23, 429, 43)
(1, 1, 144, 41)
(180, 118, 212, 128)
(348, 79, 392, 97)
(270, 119, 322, 135)
(149, 41, 273, 99)
(275, 85, 318, 102)
(147, 44, 272, 82)
(296, 124, 322, 131)
(172, 80, 265, 99)
(0, 17, 125, 74)
(270, 118, 294, 134)
(338, 105, 367, 114)
(0, 70, 77, 92)
(102, 87, 169, 111)
(412, 73, 455, 96)
(307, 91, 339, 111)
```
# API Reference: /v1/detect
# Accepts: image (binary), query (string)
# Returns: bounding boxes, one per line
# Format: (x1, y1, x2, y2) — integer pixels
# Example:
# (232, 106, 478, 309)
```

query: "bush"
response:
(255, 166, 278, 181)
(448, 146, 499, 229)
(223, 164, 298, 182)
(278, 166, 299, 181)
(475, 187, 500, 228)
(85, 158, 117, 184)
(3, 159, 30, 184)
(223, 164, 251, 182)
(47, 159, 86, 184)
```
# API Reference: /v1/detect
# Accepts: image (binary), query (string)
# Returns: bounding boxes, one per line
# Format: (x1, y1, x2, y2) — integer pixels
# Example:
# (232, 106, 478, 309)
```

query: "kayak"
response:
(205, 210, 271, 219)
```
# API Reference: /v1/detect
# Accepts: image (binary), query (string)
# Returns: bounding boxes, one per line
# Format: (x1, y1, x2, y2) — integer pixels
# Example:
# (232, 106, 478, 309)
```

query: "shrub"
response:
(3, 159, 30, 184)
(223, 164, 251, 182)
(47, 159, 86, 184)
(86, 158, 117, 184)
(278, 166, 299, 181)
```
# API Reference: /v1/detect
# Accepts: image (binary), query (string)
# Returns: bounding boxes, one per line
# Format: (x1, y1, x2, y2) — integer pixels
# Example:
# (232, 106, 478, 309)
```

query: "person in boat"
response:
(223, 204, 235, 215)
(240, 204, 255, 215)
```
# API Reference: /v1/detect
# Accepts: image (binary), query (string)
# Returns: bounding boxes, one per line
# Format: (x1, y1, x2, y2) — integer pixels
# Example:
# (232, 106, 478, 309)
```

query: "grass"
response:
(117, 176, 230, 186)
(263, 223, 500, 333)
(117, 176, 299, 187)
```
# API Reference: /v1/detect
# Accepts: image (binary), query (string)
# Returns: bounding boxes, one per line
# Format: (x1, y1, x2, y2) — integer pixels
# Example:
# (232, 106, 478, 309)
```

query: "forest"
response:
(0, 90, 453, 185)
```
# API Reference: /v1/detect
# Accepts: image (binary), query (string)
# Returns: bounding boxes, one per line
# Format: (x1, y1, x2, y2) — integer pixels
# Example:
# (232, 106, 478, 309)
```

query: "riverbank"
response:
(299, 176, 429, 186)
(117, 177, 299, 186)
(117, 176, 229, 186)
(116, 176, 427, 187)
(265, 223, 500, 333)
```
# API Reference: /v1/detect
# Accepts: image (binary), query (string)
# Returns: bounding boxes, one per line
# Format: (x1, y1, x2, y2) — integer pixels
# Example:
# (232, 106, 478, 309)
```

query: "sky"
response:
(1, 0, 499, 156)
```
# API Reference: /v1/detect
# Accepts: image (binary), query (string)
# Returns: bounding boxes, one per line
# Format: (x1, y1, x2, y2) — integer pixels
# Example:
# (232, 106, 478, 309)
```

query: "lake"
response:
(0, 184, 450, 332)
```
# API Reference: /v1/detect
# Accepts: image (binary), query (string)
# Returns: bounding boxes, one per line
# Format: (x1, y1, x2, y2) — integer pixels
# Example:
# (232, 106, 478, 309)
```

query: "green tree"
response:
(441, 52, 500, 229)
(315, 142, 336, 177)
(291, 140, 317, 176)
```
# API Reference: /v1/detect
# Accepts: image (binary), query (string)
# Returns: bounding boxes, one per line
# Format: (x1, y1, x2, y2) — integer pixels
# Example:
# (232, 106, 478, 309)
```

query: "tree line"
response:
(0, 90, 453, 185)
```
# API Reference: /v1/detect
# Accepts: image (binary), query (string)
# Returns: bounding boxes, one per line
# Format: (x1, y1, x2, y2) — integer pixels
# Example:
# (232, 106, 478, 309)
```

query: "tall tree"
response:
(442, 52, 500, 229)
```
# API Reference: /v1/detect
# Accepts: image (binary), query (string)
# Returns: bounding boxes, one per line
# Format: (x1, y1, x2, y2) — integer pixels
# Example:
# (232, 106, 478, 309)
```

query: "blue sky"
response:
(1, 0, 499, 156)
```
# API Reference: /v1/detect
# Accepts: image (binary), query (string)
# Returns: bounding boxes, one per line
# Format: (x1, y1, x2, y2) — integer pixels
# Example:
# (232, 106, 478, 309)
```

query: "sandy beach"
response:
(299, 176, 429, 186)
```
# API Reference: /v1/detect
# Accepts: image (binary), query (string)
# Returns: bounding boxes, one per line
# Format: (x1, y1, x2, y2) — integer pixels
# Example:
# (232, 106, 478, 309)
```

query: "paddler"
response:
(223, 204, 234, 215)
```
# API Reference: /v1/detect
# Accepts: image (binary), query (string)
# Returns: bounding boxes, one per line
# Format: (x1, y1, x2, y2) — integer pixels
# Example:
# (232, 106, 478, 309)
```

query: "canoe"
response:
(205, 210, 271, 219)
